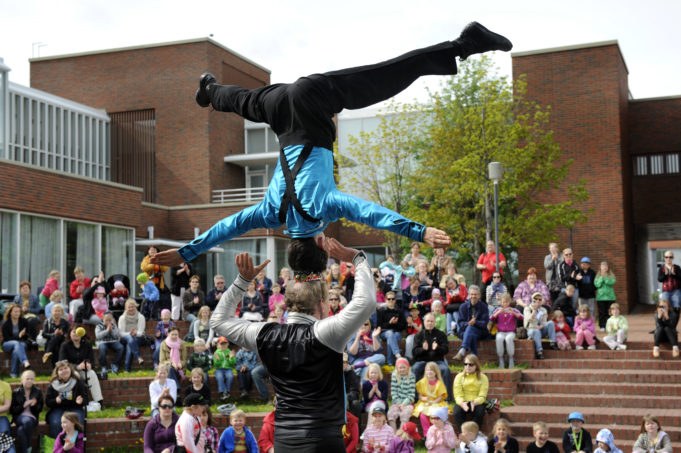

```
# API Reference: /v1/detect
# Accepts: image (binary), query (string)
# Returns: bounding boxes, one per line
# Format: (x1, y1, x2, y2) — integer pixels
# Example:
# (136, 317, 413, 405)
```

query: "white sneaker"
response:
(575, 345, 584, 350)
(588, 345, 596, 350)
(618, 344, 627, 350)
(600, 327, 605, 332)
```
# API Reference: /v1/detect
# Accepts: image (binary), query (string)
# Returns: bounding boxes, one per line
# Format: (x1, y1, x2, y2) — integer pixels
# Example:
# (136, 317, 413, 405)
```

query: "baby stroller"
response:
(107, 274, 131, 318)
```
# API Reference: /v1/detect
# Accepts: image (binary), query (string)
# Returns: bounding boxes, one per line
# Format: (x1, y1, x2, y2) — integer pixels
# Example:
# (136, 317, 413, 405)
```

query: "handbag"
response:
(484, 398, 500, 414)
(515, 326, 527, 339)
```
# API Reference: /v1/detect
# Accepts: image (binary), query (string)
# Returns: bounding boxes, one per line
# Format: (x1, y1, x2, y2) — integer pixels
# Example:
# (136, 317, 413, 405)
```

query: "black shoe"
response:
(455, 22, 513, 60)
(195, 73, 216, 108)
(550, 342, 559, 350)
(535, 351, 544, 360)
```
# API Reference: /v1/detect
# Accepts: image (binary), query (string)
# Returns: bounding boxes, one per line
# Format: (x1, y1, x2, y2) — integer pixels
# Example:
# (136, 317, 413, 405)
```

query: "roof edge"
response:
(512, 39, 628, 75)
(29, 37, 271, 74)
(630, 94, 681, 103)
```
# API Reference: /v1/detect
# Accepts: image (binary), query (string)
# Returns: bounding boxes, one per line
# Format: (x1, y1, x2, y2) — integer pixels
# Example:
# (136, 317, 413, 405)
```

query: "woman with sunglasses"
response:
(657, 251, 681, 311)
(144, 394, 179, 453)
(486, 272, 507, 310)
(452, 354, 488, 432)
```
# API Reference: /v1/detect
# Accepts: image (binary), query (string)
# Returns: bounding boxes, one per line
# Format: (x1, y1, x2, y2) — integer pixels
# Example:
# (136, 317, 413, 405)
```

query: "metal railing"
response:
(212, 186, 268, 204)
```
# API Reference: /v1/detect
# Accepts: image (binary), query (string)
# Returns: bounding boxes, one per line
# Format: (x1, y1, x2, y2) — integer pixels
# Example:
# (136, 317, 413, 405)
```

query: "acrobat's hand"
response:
(235, 252, 271, 281)
(423, 227, 451, 249)
(150, 249, 184, 267)
(313, 232, 326, 251)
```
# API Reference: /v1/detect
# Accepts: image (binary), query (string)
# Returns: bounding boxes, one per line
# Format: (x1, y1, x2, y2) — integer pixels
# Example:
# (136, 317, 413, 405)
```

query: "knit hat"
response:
(114, 280, 125, 290)
(402, 421, 422, 440)
(431, 406, 449, 422)
(431, 288, 441, 296)
(395, 358, 410, 369)
(160, 309, 171, 318)
(95, 286, 106, 294)
(136, 272, 149, 284)
(75, 327, 87, 337)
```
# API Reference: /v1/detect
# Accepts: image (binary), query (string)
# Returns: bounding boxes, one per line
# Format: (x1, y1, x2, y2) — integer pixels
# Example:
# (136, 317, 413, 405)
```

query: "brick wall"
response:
(512, 43, 634, 311)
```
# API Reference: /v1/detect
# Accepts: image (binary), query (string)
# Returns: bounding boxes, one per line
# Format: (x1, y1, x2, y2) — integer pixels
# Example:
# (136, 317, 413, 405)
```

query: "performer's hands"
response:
(325, 237, 359, 264)
(235, 252, 271, 282)
(150, 249, 184, 267)
(423, 228, 451, 249)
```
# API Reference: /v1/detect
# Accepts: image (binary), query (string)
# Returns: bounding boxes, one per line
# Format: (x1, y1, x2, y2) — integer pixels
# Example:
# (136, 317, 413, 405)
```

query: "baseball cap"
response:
(568, 411, 585, 423)
(580, 257, 591, 263)
(218, 337, 229, 344)
(369, 401, 386, 415)
(402, 421, 422, 440)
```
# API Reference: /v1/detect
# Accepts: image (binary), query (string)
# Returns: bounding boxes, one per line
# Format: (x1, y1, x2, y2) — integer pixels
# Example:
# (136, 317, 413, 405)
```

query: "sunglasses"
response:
(159, 404, 174, 409)
(564, 253, 573, 256)
(386, 297, 396, 300)
(665, 256, 674, 259)
(493, 276, 501, 279)
(464, 363, 475, 367)
(329, 298, 340, 301)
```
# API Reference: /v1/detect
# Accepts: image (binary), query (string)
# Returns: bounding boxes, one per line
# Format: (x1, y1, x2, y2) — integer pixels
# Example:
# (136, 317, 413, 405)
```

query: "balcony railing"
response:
(212, 187, 268, 204)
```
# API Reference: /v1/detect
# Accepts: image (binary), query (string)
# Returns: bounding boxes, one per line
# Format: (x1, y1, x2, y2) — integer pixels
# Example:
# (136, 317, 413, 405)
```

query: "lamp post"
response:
(488, 162, 503, 272)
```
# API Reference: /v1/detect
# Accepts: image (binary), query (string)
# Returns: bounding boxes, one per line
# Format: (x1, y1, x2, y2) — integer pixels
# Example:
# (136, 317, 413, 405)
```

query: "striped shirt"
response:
(362, 424, 394, 452)
(390, 372, 416, 406)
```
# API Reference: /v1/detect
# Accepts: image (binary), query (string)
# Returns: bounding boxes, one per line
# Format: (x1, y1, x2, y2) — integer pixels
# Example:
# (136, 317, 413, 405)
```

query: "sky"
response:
(1, 0, 680, 111)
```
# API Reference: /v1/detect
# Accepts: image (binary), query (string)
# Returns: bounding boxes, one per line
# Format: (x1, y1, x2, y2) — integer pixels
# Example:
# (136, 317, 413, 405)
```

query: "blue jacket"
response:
(11, 294, 41, 315)
(235, 349, 258, 371)
(178, 145, 426, 262)
(456, 300, 490, 335)
(141, 281, 159, 302)
(218, 426, 258, 453)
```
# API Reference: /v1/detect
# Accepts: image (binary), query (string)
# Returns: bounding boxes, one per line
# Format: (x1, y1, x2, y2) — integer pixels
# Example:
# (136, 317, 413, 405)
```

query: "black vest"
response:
(256, 322, 345, 438)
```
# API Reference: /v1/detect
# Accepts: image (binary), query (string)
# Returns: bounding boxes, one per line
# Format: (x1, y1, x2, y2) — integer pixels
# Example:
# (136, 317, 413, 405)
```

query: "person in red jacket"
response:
(258, 409, 275, 453)
(444, 277, 468, 336)
(343, 411, 359, 453)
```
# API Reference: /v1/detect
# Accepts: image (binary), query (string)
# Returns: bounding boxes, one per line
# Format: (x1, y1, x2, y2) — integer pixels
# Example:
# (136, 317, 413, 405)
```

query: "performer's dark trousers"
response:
(274, 436, 346, 453)
(208, 41, 460, 147)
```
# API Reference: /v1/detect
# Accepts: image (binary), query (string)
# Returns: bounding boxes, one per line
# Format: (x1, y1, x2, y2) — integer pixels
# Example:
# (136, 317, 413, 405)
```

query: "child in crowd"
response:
(425, 406, 457, 453)
(218, 408, 259, 453)
(574, 306, 597, 350)
(274, 303, 287, 323)
(154, 309, 175, 367)
(562, 412, 593, 453)
(91, 286, 109, 320)
(236, 346, 258, 399)
(594, 429, 622, 453)
(149, 363, 178, 418)
(213, 337, 236, 402)
(109, 280, 129, 308)
(404, 302, 423, 361)
(184, 368, 211, 406)
(40, 269, 60, 307)
(455, 421, 487, 453)
(387, 358, 416, 431)
(343, 410, 360, 453)
(53, 411, 85, 453)
(603, 303, 628, 350)
(527, 422, 560, 453)
(553, 310, 572, 350)
(268, 283, 285, 313)
(413, 361, 448, 435)
(594, 261, 616, 331)
(10, 369, 44, 453)
(45, 290, 70, 322)
(431, 299, 447, 334)
(329, 289, 343, 317)
(192, 305, 215, 347)
(41, 303, 70, 366)
(490, 293, 523, 368)
(200, 404, 220, 453)
(137, 272, 160, 320)
(159, 326, 187, 385)
(444, 276, 467, 336)
(632, 414, 672, 453)
(187, 338, 213, 382)
(362, 363, 389, 413)
(361, 402, 394, 453)
(487, 418, 519, 453)
(390, 421, 421, 453)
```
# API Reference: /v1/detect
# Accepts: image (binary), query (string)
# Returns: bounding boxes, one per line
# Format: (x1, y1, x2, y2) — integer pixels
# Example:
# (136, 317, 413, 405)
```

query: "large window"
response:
(634, 152, 681, 176)
(102, 227, 134, 277)
(217, 238, 268, 284)
(0, 212, 17, 292)
(19, 215, 60, 291)
(65, 221, 98, 278)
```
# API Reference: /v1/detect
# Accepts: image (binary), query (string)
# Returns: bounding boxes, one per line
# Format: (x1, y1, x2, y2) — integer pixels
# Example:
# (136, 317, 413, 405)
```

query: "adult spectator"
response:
(95, 312, 124, 375)
(544, 242, 563, 303)
(652, 298, 679, 358)
(657, 251, 681, 311)
(211, 236, 375, 451)
(404, 242, 427, 267)
(2, 304, 31, 378)
(412, 313, 452, 402)
(170, 262, 193, 320)
(68, 267, 91, 318)
(553, 285, 577, 327)
(182, 275, 205, 323)
(252, 363, 273, 405)
(342, 353, 362, 419)
(191, 306, 215, 346)
(523, 293, 557, 359)
(513, 268, 551, 310)
(577, 257, 597, 316)
(347, 321, 385, 380)
(454, 286, 490, 361)
(558, 248, 580, 308)
(416, 260, 434, 293)
(45, 361, 87, 438)
(0, 377, 14, 453)
(58, 326, 104, 408)
(430, 248, 453, 289)
(144, 394, 179, 453)
(149, 364, 178, 419)
(256, 269, 273, 309)
(486, 271, 507, 310)
(10, 282, 40, 345)
(41, 304, 70, 367)
(444, 276, 468, 336)
(10, 370, 43, 453)
(594, 261, 617, 331)
(159, 326, 188, 385)
(141, 245, 169, 291)
(377, 290, 406, 365)
(453, 354, 488, 432)
(476, 240, 506, 295)
(240, 280, 265, 321)
(118, 298, 147, 372)
(205, 274, 226, 312)
(439, 263, 466, 289)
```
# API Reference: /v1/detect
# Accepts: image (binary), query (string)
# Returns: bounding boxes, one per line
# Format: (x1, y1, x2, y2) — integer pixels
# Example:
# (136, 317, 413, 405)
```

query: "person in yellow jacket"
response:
(141, 245, 169, 290)
(413, 361, 448, 437)
(453, 354, 488, 431)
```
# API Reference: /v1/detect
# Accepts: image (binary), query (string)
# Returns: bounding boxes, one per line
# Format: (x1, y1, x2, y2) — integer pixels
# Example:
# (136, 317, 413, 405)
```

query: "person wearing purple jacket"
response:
(573, 305, 597, 350)
(489, 294, 523, 368)
(453, 286, 490, 361)
(144, 394, 179, 453)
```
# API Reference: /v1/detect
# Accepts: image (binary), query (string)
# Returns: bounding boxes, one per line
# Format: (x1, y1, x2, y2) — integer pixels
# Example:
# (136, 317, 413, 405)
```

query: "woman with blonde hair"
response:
(45, 361, 87, 438)
(594, 261, 616, 331)
(452, 354, 488, 431)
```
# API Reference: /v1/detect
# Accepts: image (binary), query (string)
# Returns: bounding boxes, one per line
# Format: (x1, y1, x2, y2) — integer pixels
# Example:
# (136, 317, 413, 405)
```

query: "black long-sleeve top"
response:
(42, 318, 70, 341)
(412, 327, 449, 363)
(10, 385, 44, 421)
(377, 307, 407, 332)
(58, 340, 96, 366)
(1, 317, 30, 342)
(45, 378, 88, 410)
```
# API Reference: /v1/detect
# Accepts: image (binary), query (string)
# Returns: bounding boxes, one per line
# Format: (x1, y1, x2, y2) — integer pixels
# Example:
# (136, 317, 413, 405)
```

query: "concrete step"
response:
(541, 348, 678, 360)
(531, 358, 681, 370)
(500, 405, 681, 426)
(520, 368, 681, 384)
(518, 381, 681, 397)
(514, 392, 681, 409)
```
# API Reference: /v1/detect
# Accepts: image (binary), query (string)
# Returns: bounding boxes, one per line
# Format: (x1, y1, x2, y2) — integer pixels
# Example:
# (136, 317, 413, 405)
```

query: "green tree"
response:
(405, 55, 589, 266)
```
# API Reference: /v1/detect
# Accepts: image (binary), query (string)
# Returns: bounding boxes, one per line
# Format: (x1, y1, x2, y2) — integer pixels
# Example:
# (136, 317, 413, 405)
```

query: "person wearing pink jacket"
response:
(425, 406, 457, 453)
(573, 305, 596, 350)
